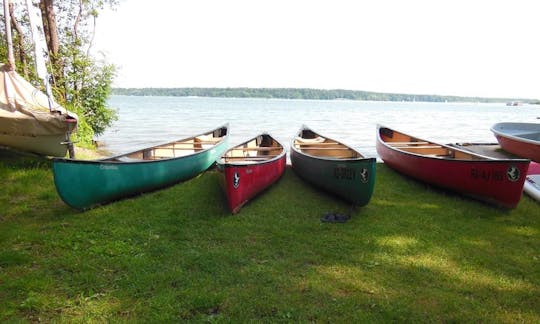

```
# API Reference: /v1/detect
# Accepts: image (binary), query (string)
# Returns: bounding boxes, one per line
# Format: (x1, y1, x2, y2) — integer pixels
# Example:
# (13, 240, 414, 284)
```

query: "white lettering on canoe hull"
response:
(100, 164, 118, 170)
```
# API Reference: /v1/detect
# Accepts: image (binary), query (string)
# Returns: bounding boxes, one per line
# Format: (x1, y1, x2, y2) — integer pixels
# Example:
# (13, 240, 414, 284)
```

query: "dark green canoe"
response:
(52, 125, 229, 210)
(290, 125, 376, 206)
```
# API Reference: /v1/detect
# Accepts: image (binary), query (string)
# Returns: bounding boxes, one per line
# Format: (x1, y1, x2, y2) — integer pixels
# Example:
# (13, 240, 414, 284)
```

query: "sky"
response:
(93, 0, 540, 99)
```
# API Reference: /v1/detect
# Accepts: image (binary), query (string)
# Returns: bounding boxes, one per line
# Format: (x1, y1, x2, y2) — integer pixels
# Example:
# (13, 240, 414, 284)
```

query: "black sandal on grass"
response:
(320, 212, 350, 223)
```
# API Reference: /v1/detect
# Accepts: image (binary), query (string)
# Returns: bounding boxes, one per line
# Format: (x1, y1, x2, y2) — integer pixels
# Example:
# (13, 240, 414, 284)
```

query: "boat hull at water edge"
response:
(53, 127, 229, 210)
(290, 149, 376, 206)
(491, 123, 540, 162)
(377, 126, 529, 209)
(217, 156, 286, 214)
(0, 133, 68, 157)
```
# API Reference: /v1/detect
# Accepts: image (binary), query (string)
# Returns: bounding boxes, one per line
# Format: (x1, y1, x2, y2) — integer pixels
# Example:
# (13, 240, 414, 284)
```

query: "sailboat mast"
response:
(3, 0, 16, 71)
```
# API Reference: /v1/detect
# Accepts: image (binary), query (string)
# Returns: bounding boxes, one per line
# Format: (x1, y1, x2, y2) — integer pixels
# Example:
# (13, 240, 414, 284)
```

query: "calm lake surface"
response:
(99, 96, 539, 159)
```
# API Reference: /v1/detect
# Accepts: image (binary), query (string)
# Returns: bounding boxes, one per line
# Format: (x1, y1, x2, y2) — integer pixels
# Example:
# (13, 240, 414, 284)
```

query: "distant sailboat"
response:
(0, 0, 78, 157)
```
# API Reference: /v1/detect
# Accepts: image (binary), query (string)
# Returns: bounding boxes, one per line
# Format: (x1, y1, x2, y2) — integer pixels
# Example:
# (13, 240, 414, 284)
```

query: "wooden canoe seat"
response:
(230, 147, 281, 151)
(155, 146, 204, 150)
(223, 156, 279, 163)
(225, 157, 276, 161)
(395, 145, 442, 149)
(224, 155, 279, 159)
(398, 145, 450, 156)
(194, 135, 222, 143)
(176, 141, 218, 145)
(295, 136, 325, 144)
(388, 141, 429, 146)
(296, 147, 350, 150)
(295, 142, 341, 146)
(114, 156, 144, 162)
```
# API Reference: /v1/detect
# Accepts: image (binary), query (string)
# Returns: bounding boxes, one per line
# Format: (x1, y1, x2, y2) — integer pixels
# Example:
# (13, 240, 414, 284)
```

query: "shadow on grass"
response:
(0, 161, 538, 322)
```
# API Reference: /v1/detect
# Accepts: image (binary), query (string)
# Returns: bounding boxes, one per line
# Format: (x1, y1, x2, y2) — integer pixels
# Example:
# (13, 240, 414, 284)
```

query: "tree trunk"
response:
(9, 2, 29, 78)
(3, 0, 15, 71)
(40, 0, 59, 57)
(39, 0, 64, 99)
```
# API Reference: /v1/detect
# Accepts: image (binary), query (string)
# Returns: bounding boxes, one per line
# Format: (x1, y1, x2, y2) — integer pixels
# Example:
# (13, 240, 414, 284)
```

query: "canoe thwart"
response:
(295, 146, 351, 150)
(388, 141, 430, 145)
(229, 147, 281, 151)
(294, 142, 341, 146)
(394, 145, 443, 149)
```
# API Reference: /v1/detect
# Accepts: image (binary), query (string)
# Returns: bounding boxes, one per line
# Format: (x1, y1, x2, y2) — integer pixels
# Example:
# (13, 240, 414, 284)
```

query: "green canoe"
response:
(290, 125, 376, 206)
(53, 125, 229, 210)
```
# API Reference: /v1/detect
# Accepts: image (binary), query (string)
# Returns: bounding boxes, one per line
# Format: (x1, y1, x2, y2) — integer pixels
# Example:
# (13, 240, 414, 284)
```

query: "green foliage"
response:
(112, 87, 537, 103)
(0, 0, 117, 140)
(0, 158, 539, 322)
(62, 45, 117, 137)
(79, 62, 117, 136)
(67, 103, 94, 148)
(54, 0, 118, 137)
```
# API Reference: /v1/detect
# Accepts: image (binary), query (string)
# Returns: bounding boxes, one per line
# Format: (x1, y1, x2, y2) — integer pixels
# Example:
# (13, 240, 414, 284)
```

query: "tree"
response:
(8, 2, 29, 78)
(38, 0, 118, 138)
(1, 0, 118, 143)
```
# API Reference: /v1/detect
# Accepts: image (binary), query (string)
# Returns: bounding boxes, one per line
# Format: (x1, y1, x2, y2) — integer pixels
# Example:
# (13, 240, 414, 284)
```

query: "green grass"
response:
(0, 149, 539, 322)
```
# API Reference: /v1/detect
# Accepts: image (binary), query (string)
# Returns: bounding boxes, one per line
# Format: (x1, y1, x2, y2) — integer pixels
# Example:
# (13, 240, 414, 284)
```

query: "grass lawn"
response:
(0, 149, 539, 322)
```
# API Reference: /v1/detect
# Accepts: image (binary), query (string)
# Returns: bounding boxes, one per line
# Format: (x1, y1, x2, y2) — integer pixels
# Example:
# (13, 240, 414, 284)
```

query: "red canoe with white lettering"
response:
(217, 134, 286, 214)
(376, 125, 530, 208)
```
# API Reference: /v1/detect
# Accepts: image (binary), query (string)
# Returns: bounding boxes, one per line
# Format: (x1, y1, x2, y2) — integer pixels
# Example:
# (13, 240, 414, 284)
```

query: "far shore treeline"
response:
(112, 87, 539, 103)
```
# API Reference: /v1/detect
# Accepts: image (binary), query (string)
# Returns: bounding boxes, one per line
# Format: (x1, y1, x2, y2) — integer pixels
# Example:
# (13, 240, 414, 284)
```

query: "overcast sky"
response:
(93, 0, 540, 99)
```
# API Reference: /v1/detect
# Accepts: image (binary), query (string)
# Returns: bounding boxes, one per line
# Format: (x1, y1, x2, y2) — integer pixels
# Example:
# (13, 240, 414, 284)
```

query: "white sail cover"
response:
(0, 64, 77, 138)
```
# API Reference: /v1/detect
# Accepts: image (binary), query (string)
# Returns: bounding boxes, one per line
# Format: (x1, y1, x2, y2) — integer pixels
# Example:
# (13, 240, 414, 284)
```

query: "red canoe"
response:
(376, 125, 530, 208)
(491, 122, 540, 162)
(217, 134, 286, 214)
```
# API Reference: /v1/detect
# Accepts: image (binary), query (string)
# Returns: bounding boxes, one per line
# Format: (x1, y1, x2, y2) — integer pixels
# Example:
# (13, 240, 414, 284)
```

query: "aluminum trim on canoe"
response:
(53, 123, 230, 165)
(291, 125, 371, 162)
(217, 133, 286, 167)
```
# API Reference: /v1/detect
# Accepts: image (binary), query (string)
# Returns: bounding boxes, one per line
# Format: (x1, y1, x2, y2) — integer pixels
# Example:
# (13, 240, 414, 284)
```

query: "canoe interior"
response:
(379, 127, 486, 160)
(220, 134, 283, 164)
(492, 123, 540, 141)
(109, 126, 228, 162)
(294, 128, 361, 159)
(513, 132, 540, 141)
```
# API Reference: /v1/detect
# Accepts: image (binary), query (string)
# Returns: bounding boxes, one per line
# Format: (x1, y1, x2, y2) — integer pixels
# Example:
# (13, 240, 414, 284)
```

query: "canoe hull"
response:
(53, 132, 228, 210)
(290, 149, 376, 206)
(377, 127, 529, 208)
(217, 155, 286, 214)
(290, 126, 376, 206)
(493, 134, 540, 162)
(491, 122, 540, 162)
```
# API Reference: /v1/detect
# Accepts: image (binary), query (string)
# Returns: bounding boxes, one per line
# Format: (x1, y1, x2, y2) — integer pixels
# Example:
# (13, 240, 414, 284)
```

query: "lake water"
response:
(99, 95, 539, 159)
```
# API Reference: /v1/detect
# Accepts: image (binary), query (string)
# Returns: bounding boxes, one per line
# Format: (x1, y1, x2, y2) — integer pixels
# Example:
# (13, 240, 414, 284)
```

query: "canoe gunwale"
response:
(53, 124, 229, 165)
(218, 153, 286, 168)
(291, 125, 371, 161)
(217, 133, 286, 167)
